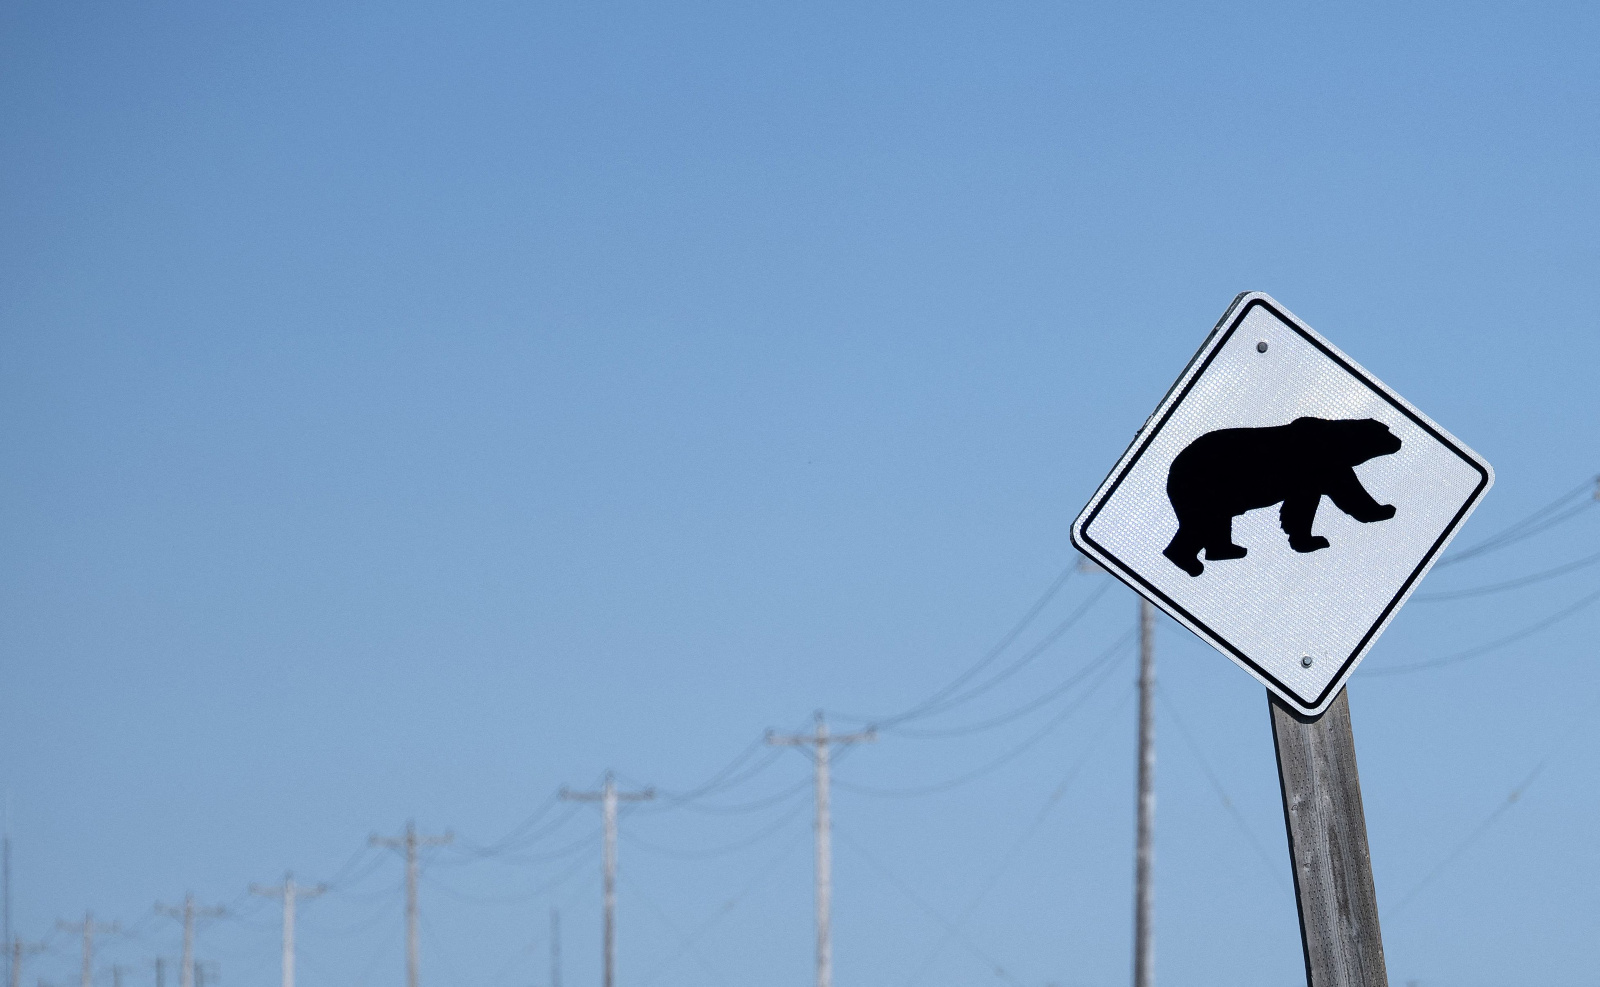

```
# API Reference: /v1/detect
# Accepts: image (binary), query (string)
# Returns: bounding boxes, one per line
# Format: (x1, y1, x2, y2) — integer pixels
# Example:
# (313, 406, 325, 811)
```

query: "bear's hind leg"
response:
(1281, 493, 1330, 553)
(1163, 525, 1206, 577)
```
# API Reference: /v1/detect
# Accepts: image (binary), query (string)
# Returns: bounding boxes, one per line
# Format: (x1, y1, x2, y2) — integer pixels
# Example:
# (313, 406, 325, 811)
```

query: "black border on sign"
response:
(1073, 297, 1492, 712)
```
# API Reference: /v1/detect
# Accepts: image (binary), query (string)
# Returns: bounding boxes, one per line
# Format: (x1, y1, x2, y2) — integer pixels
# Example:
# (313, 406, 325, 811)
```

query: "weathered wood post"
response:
(1270, 688, 1388, 987)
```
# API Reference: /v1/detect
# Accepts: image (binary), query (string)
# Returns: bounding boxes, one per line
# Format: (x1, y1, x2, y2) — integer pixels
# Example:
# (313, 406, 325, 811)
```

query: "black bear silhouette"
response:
(1161, 417, 1402, 577)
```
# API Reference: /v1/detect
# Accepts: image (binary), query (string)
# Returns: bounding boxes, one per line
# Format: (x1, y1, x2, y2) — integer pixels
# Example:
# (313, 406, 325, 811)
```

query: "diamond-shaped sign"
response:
(1071, 292, 1493, 714)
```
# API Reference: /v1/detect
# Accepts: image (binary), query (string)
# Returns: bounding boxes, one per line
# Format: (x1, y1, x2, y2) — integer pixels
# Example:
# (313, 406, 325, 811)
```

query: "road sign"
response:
(1071, 292, 1493, 714)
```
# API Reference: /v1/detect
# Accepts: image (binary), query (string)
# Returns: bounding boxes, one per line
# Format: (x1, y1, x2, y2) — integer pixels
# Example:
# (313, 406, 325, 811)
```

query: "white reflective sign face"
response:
(1071, 293, 1492, 714)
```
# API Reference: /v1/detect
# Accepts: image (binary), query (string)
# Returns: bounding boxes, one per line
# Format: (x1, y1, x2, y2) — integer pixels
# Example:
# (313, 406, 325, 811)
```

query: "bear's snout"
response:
(1374, 425, 1401, 455)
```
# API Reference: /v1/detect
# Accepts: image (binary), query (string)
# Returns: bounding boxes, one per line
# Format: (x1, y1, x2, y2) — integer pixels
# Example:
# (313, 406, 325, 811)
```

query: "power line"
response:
(1365, 585, 1600, 676)
(481, 919, 546, 987)
(450, 796, 571, 858)
(893, 629, 1134, 742)
(900, 685, 1134, 987)
(584, 726, 798, 822)
(323, 846, 382, 891)
(1416, 546, 1600, 601)
(349, 909, 403, 987)
(837, 562, 1081, 730)
(319, 877, 407, 905)
(419, 843, 595, 907)
(836, 654, 1132, 798)
(636, 828, 810, 987)
(617, 873, 731, 987)
(643, 735, 785, 806)
(439, 825, 596, 869)
(1388, 760, 1547, 917)
(832, 829, 1024, 987)
(413, 909, 463, 987)
(1435, 475, 1598, 568)
(294, 892, 401, 937)
(660, 776, 813, 816)
(1156, 689, 1284, 887)
(885, 580, 1114, 729)
(620, 801, 809, 861)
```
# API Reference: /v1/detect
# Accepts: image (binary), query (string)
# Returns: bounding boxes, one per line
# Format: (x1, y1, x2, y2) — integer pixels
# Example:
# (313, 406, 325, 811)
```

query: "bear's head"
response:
(1321, 417, 1402, 465)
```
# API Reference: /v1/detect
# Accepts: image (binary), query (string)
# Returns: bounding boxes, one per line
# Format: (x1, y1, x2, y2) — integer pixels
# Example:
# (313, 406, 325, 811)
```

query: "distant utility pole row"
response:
(9, 586, 1152, 987)
(556, 715, 877, 987)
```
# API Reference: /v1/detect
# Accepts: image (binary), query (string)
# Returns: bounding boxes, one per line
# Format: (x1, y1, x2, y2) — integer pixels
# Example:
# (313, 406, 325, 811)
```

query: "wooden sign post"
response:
(1270, 688, 1387, 987)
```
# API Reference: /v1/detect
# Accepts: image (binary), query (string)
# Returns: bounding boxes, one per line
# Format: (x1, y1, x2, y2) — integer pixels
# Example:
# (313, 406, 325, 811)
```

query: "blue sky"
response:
(3, 3, 1598, 987)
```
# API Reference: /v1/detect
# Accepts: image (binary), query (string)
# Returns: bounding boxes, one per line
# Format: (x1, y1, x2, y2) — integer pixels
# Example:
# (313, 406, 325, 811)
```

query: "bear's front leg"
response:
(1280, 493, 1330, 553)
(1326, 470, 1397, 523)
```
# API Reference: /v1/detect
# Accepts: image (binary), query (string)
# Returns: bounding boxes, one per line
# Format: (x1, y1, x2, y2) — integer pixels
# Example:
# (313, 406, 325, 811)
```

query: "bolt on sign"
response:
(1071, 292, 1493, 715)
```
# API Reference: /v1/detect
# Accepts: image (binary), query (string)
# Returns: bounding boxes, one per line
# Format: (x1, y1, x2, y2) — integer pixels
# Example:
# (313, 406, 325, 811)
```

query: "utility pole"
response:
(370, 822, 452, 987)
(1079, 557, 1158, 987)
(3, 815, 10, 987)
(767, 711, 875, 987)
(251, 873, 326, 987)
(155, 895, 225, 987)
(57, 913, 120, 987)
(548, 908, 561, 987)
(1133, 599, 1155, 987)
(8, 939, 43, 987)
(561, 773, 653, 987)
(154, 958, 166, 987)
